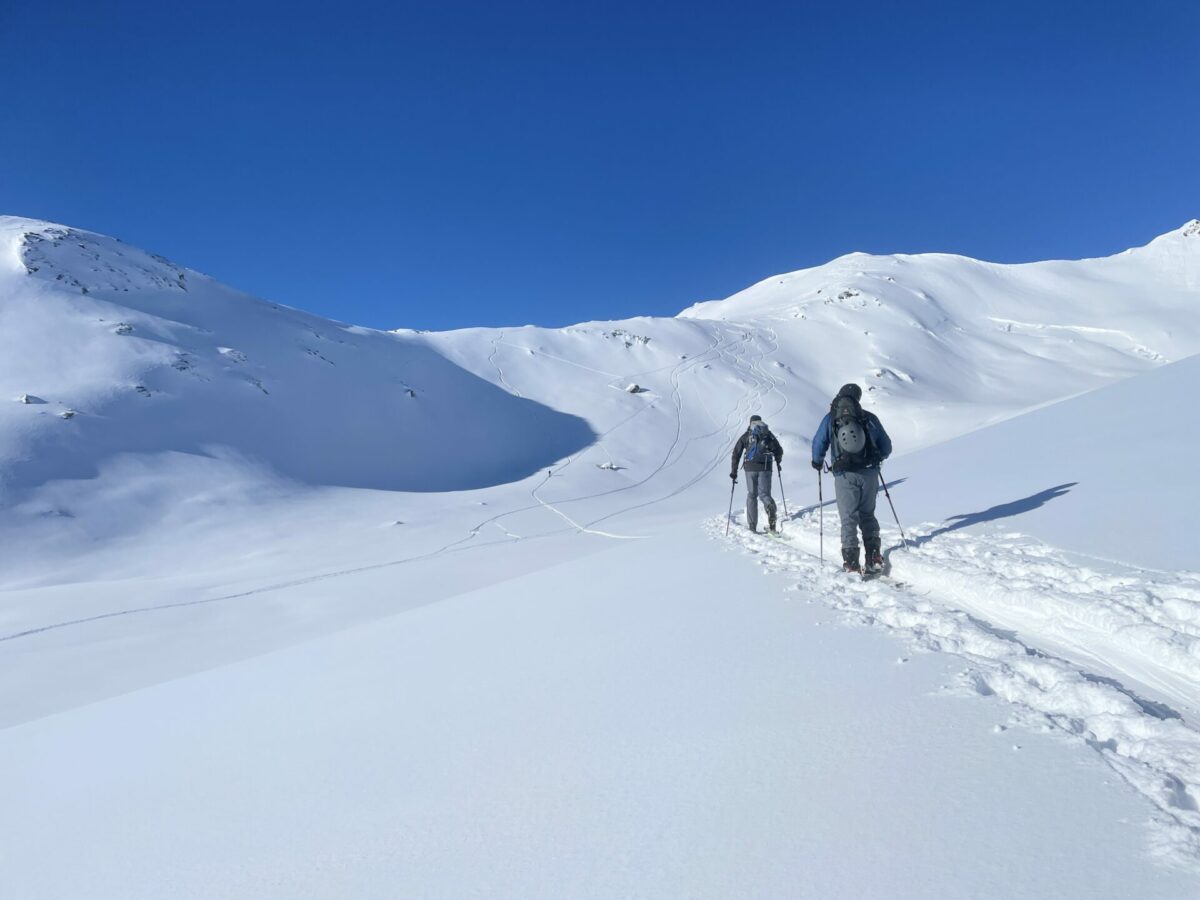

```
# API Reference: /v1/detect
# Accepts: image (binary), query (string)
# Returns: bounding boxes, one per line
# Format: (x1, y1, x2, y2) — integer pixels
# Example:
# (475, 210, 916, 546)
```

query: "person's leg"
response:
(858, 471, 883, 570)
(864, 475, 883, 566)
(758, 467, 778, 530)
(858, 470, 881, 543)
(744, 470, 760, 531)
(834, 473, 862, 568)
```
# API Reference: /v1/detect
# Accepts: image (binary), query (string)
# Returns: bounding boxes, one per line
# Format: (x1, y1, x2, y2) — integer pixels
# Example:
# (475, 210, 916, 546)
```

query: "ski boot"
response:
(841, 547, 861, 574)
(768, 510, 777, 533)
(864, 540, 884, 576)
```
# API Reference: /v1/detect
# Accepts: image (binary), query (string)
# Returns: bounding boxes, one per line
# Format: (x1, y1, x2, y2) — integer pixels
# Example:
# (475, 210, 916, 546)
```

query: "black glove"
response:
(811, 460, 823, 471)
(729, 471, 737, 481)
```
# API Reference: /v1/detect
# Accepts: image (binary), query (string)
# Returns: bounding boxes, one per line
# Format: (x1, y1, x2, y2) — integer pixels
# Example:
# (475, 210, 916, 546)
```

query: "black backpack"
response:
(830, 395, 875, 470)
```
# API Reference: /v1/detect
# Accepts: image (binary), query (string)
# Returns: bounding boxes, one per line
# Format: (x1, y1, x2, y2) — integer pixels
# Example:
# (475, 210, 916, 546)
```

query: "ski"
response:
(746, 528, 784, 539)
(862, 571, 905, 588)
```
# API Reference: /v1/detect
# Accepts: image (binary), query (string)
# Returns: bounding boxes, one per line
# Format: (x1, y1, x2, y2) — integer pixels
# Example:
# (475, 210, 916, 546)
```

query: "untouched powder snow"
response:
(2, 215, 1200, 896)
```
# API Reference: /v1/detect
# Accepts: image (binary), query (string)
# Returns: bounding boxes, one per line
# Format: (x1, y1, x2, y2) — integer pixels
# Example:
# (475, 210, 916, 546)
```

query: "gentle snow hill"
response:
(0, 217, 595, 499)
(882, 352, 1200, 716)
(679, 219, 1200, 446)
(891, 350, 1200, 572)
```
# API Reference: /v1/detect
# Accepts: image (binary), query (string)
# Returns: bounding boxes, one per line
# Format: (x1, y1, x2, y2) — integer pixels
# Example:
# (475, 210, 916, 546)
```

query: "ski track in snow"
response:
(486, 331, 524, 398)
(582, 326, 784, 529)
(718, 509, 1200, 870)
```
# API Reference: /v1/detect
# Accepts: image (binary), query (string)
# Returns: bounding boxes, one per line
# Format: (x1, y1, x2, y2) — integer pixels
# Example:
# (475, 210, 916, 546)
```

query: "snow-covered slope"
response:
(689, 220, 1200, 437)
(727, 353, 1200, 865)
(424, 221, 1200, 478)
(0, 217, 595, 498)
(3, 215, 1200, 895)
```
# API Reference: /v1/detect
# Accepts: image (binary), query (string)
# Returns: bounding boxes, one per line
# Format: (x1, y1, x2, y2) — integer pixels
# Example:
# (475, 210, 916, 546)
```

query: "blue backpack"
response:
(745, 422, 773, 463)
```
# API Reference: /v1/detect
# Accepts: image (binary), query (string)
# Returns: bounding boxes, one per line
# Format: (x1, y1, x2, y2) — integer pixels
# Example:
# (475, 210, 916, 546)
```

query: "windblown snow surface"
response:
(2, 214, 1200, 898)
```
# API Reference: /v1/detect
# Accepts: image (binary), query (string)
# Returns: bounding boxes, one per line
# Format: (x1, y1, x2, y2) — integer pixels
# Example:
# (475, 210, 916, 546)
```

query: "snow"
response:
(4, 529, 1195, 900)
(717, 350, 1200, 869)
(2, 214, 1200, 896)
(0, 217, 596, 497)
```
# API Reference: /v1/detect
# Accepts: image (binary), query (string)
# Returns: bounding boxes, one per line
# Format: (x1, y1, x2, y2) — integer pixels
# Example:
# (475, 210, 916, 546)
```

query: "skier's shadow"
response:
(896, 482, 1078, 555)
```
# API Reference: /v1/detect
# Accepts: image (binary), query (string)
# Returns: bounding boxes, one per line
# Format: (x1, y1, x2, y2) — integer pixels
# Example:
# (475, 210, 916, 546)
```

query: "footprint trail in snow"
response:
(718, 510, 1200, 870)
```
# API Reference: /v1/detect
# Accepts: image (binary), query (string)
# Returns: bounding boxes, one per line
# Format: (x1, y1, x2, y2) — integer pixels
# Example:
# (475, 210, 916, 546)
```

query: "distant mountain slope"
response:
(0, 217, 594, 497)
(680, 217, 1199, 425)
(425, 219, 1200, 458)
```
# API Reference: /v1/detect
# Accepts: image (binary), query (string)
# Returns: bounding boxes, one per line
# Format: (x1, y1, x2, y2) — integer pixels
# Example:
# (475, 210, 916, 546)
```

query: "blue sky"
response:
(2, 1, 1196, 330)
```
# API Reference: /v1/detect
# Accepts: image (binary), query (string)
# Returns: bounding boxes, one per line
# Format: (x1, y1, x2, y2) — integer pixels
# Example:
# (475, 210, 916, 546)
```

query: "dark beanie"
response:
(837, 383, 862, 401)
(749, 414, 762, 422)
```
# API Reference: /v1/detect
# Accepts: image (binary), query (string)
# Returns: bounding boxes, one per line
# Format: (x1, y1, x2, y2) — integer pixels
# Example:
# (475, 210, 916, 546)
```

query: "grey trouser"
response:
(834, 469, 880, 549)
(745, 469, 777, 531)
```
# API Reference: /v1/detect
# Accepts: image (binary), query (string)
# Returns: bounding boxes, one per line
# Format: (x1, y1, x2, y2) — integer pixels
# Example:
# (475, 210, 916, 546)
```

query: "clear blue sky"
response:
(2, 1, 1196, 330)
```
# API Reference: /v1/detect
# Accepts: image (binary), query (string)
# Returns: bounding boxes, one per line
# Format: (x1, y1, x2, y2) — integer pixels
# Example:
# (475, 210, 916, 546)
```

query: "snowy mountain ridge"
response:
(2, 212, 1198, 518)
(427, 217, 1200, 457)
(11, 220, 193, 293)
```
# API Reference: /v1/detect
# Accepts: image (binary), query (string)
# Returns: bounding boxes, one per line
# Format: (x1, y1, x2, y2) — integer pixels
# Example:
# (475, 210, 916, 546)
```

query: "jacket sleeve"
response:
(811, 414, 831, 465)
(869, 414, 892, 460)
(771, 433, 784, 464)
(731, 434, 746, 474)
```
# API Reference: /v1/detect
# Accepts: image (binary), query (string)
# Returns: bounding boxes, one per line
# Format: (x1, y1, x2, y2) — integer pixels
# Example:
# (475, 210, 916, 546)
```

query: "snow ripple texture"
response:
(717, 511, 1200, 870)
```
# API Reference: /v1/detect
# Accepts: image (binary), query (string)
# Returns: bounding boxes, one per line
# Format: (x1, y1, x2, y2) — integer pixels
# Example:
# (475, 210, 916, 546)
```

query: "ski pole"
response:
(878, 468, 909, 549)
(818, 467, 824, 564)
(776, 461, 788, 522)
(725, 476, 737, 536)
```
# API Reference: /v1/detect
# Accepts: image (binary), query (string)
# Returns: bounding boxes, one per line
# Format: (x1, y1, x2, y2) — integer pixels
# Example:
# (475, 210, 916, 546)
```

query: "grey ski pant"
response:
(744, 469, 777, 531)
(834, 469, 880, 550)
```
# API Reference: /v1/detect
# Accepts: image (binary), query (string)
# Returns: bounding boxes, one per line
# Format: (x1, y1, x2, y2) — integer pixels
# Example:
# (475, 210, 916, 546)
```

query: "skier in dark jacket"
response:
(811, 384, 893, 574)
(730, 415, 784, 533)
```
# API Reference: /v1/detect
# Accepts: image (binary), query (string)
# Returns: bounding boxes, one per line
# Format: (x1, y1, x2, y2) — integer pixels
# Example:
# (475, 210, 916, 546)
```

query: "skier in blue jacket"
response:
(812, 383, 893, 574)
